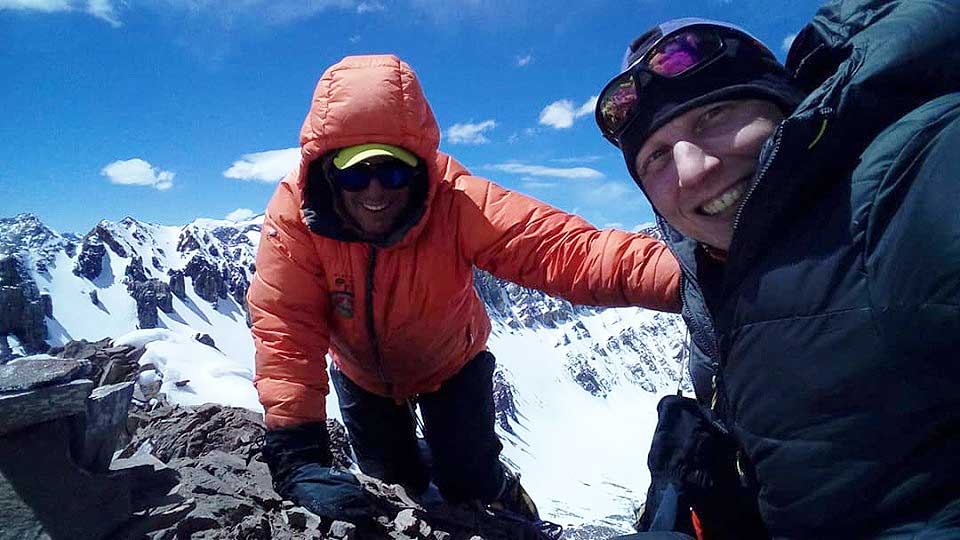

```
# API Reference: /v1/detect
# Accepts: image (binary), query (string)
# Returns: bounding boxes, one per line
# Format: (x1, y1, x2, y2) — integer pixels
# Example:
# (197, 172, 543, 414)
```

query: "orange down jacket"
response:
(248, 55, 681, 429)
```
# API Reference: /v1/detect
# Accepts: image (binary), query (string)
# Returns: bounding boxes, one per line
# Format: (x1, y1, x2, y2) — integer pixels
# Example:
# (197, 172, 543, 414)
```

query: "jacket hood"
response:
(292, 54, 443, 247)
(784, 0, 960, 178)
(298, 54, 441, 171)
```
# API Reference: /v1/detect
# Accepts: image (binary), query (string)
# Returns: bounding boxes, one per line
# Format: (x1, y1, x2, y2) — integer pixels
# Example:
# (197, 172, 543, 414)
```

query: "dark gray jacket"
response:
(664, 1, 960, 537)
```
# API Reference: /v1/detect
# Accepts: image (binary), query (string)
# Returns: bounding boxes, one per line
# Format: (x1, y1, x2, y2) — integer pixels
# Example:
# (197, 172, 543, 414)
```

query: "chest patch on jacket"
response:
(331, 275, 355, 318)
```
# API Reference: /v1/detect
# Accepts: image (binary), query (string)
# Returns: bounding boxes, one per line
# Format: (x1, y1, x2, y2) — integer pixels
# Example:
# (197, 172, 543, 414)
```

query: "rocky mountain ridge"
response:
(0, 212, 687, 532)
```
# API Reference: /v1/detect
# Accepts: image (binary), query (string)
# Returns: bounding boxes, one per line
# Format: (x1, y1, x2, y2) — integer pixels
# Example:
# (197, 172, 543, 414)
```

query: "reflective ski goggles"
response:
(596, 21, 775, 146)
(329, 160, 418, 192)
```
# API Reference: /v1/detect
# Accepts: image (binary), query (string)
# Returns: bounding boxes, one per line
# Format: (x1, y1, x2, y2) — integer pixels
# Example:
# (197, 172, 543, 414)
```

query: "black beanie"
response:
(613, 19, 807, 188)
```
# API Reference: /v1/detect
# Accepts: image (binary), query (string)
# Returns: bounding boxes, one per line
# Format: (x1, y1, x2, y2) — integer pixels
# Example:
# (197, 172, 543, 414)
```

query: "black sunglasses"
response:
(329, 160, 418, 192)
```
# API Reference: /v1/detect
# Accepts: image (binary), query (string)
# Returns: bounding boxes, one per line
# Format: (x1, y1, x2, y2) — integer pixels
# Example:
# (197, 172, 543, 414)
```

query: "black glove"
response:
(639, 395, 767, 540)
(262, 422, 378, 522)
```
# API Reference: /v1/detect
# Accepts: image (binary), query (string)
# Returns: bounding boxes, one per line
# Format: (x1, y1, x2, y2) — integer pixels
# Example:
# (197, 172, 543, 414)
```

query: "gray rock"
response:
(0, 416, 133, 539)
(89, 289, 99, 305)
(492, 370, 520, 435)
(99, 356, 140, 386)
(0, 377, 92, 436)
(124, 256, 148, 284)
(0, 477, 49, 540)
(285, 507, 322, 532)
(0, 358, 93, 393)
(73, 234, 107, 280)
(184, 255, 226, 303)
(77, 381, 135, 472)
(194, 332, 217, 349)
(121, 401, 266, 463)
(328, 520, 357, 539)
(0, 255, 48, 354)
(39, 294, 52, 318)
(50, 338, 112, 360)
(394, 509, 431, 538)
(90, 222, 128, 257)
(167, 270, 186, 299)
(0, 336, 13, 365)
(128, 278, 174, 329)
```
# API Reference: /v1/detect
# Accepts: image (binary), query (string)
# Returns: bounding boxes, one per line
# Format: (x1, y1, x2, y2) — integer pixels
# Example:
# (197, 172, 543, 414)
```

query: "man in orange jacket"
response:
(248, 54, 681, 524)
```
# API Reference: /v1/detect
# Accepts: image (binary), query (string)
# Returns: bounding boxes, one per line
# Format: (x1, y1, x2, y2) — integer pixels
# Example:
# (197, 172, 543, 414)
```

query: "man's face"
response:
(337, 156, 413, 241)
(634, 99, 783, 251)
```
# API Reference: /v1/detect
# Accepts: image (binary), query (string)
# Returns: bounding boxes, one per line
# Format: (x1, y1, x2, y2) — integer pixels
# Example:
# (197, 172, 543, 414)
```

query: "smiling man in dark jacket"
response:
(596, 1, 960, 538)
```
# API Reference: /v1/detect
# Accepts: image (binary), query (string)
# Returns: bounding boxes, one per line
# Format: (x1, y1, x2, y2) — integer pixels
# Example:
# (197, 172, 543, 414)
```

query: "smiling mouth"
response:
(699, 175, 752, 216)
(360, 202, 390, 212)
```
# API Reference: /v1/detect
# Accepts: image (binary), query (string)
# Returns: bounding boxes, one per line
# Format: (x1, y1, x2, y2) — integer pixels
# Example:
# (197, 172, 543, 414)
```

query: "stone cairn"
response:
(0, 340, 567, 540)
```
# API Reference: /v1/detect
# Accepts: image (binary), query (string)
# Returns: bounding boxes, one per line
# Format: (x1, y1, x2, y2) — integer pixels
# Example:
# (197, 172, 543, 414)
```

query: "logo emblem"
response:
(330, 291, 354, 318)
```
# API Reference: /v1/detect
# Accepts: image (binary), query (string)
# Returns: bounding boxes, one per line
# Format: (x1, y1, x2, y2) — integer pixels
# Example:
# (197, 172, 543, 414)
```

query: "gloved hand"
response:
(262, 421, 378, 522)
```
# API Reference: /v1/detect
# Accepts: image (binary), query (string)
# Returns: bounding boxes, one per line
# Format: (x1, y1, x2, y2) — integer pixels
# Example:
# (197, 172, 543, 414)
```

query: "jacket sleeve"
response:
(249, 180, 332, 429)
(458, 175, 681, 312)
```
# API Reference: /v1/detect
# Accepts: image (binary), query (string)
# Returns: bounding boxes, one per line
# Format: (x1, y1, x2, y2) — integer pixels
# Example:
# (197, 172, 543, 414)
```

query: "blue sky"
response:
(1, 0, 822, 235)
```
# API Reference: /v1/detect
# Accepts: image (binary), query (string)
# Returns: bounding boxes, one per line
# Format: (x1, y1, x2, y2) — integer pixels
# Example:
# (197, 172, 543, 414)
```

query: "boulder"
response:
(76, 381, 136, 472)
(194, 332, 217, 349)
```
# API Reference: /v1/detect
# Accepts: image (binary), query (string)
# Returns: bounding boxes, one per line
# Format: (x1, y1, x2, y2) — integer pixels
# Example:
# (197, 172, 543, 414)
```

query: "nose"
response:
(362, 175, 387, 196)
(673, 141, 721, 189)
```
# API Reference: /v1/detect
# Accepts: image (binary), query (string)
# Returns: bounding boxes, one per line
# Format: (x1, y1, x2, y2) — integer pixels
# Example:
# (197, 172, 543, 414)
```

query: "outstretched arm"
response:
(457, 175, 681, 312)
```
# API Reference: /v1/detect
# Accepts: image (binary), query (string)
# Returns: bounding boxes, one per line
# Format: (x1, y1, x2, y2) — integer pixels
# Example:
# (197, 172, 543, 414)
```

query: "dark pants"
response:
(330, 350, 505, 504)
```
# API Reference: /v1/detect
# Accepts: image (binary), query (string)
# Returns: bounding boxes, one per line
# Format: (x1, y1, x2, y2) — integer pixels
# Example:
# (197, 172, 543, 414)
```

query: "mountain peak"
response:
(0, 213, 65, 259)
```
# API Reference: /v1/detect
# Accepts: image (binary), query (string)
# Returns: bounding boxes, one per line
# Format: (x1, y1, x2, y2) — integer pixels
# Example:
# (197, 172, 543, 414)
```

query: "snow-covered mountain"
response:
(0, 212, 687, 535)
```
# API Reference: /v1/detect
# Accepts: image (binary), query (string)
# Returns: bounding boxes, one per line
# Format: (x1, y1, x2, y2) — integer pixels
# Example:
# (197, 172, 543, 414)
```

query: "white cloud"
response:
(0, 0, 70, 11)
(101, 158, 175, 190)
(356, 1, 384, 13)
(521, 180, 556, 190)
(581, 180, 643, 206)
(152, 0, 353, 26)
(225, 208, 257, 222)
(538, 96, 598, 129)
(0, 0, 120, 25)
(86, 0, 120, 26)
(603, 222, 625, 230)
(517, 54, 532, 67)
(577, 96, 598, 117)
(223, 147, 300, 183)
(782, 33, 798, 53)
(539, 100, 576, 129)
(445, 120, 497, 145)
(551, 155, 602, 164)
(487, 162, 603, 180)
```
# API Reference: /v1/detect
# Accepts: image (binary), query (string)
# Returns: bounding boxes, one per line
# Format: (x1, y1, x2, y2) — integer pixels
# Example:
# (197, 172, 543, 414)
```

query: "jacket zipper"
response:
(365, 246, 391, 395)
(731, 121, 787, 236)
(705, 123, 790, 416)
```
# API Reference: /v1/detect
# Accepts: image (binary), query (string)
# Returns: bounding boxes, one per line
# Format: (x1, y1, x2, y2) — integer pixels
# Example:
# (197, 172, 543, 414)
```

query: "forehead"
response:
(639, 99, 778, 151)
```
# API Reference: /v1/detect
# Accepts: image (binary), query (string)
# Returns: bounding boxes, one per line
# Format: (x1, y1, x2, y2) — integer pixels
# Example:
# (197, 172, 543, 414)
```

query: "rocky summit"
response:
(0, 339, 590, 540)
